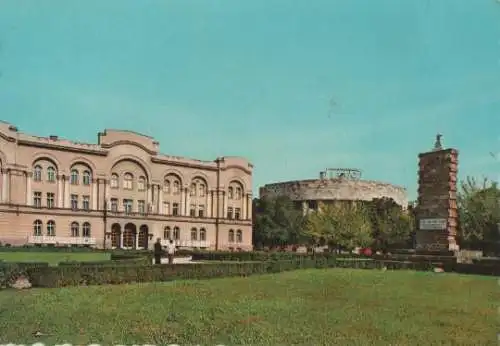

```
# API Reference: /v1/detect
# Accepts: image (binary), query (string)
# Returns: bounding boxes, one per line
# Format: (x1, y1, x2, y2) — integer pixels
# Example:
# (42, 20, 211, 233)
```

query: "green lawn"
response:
(0, 268, 497, 345)
(0, 251, 110, 265)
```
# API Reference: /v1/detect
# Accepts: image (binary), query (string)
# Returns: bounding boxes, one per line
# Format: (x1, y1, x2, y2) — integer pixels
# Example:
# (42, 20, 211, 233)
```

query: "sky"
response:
(0, 0, 499, 200)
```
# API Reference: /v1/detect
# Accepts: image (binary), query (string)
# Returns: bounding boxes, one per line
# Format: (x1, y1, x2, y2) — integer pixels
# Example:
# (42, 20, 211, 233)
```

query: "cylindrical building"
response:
(259, 168, 408, 213)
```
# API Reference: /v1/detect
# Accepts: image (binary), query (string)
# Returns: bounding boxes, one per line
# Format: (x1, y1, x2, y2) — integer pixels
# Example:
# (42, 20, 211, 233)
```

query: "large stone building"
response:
(0, 121, 253, 251)
(260, 168, 407, 213)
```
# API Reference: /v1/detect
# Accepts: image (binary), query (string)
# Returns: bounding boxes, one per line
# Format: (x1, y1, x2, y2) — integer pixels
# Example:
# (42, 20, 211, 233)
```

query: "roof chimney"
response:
(49, 135, 58, 141)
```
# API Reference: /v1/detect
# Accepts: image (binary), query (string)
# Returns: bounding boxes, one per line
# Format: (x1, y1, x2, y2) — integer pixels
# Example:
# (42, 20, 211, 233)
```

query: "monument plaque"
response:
(415, 134, 459, 253)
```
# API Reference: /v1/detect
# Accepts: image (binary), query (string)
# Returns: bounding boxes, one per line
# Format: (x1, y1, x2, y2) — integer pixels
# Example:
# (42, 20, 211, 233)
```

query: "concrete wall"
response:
(260, 178, 408, 208)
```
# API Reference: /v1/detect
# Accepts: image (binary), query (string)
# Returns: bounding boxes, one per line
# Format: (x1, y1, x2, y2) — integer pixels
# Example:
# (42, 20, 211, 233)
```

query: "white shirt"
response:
(166, 243, 176, 255)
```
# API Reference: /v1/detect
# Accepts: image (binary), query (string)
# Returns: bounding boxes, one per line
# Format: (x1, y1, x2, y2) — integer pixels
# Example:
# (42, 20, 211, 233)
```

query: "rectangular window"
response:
(82, 173, 91, 185)
(123, 199, 133, 214)
(163, 202, 170, 215)
(198, 205, 205, 218)
(235, 207, 241, 220)
(46, 193, 55, 209)
(138, 200, 145, 214)
(189, 204, 196, 217)
(33, 192, 42, 208)
(227, 207, 233, 219)
(172, 203, 179, 216)
(82, 195, 90, 210)
(70, 194, 78, 210)
(110, 198, 118, 212)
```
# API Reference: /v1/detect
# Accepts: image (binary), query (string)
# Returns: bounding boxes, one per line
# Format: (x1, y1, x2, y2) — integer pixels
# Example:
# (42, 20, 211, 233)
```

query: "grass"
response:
(0, 251, 111, 265)
(0, 269, 497, 345)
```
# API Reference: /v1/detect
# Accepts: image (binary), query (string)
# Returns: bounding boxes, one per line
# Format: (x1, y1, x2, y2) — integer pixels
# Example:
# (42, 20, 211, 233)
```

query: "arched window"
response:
(228, 187, 234, 199)
(199, 183, 206, 197)
(82, 222, 91, 237)
(190, 183, 196, 196)
(190, 227, 197, 241)
(235, 187, 242, 200)
(47, 220, 56, 236)
(199, 228, 206, 241)
(123, 173, 133, 189)
(110, 173, 119, 188)
(33, 166, 42, 181)
(236, 229, 243, 243)
(163, 179, 171, 193)
(164, 226, 171, 240)
(173, 181, 180, 194)
(71, 222, 79, 237)
(173, 226, 180, 240)
(228, 229, 235, 243)
(70, 169, 79, 185)
(47, 167, 56, 182)
(138, 176, 146, 191)
(33, 220, 42, 236)
(82, 170, 91, 185)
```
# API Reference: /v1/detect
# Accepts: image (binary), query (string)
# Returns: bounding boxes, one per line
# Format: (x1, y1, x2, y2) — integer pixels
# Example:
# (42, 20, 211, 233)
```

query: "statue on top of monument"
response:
(433, 133, 443, 151)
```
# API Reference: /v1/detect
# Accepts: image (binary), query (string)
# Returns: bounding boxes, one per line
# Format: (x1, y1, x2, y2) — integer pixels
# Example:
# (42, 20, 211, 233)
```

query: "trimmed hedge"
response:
(190, 251, 367, 262)
(0, 246, 98, 252)
(25, 257, 435, 288)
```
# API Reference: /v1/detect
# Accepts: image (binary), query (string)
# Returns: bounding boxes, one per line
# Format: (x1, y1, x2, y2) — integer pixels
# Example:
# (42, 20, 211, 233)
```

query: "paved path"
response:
(152, 256, 194, 264)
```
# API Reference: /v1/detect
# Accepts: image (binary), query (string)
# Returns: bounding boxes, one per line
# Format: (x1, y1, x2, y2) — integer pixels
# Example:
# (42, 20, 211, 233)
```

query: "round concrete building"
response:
(259, 168, 408, 213)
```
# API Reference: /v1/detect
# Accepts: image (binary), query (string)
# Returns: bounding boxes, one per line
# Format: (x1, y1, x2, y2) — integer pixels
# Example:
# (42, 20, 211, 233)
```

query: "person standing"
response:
(166, 239, 176, 265)
(153, 238, 163, 265)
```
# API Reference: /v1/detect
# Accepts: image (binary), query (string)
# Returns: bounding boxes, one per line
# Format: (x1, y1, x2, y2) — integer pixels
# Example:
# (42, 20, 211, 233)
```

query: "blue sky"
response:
(0, 0, 499, 200)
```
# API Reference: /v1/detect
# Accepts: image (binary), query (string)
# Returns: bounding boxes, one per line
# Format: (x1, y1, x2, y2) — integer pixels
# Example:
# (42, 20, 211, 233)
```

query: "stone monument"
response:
(415, 134, 459, 253)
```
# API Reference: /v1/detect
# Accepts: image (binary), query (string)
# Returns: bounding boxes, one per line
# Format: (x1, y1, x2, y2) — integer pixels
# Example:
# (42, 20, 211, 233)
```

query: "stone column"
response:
(57, 176, 63, 208)
(1, 169, 9, 203)
(152, 184, 157, 213)
(119, 232, 124, 249)
(25, 172, 32, 205)
(206, 191, 212, 218)
(135, 232, 140, 249)
(64, 177, 70, 208)
(105, 182, 111, 210)
(247, 194, 252, 220)
(158, 185, 163, 214)
(223, 190, 228, 218)
(180, 188, 185, 215)
(146, 184, 152, 211)
(242, 193, 247, 220)
(92, 179, 98, 210)
(185, 187, 191, 216)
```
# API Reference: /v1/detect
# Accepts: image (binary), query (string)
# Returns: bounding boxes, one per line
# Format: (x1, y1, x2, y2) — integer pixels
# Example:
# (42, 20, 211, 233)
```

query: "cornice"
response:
(151, 157, 218, 171)
(221, 165, 252, 175)
(0, 131, 16, 143)
(17, 139, 107, 156)
(100, 140, 157, 156)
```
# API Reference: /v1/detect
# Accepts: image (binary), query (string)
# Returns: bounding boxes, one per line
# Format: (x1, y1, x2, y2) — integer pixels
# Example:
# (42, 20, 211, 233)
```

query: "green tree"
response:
(305, 203, 372, 252)
(367, 198, 414, 251)
(457, 176, 500, 251)
(252, 196, 305, 248)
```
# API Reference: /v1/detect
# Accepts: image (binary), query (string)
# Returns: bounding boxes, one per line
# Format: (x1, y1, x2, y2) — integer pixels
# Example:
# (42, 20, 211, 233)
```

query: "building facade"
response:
(260, 168, 408, 214)
(0, 121, 253, 251)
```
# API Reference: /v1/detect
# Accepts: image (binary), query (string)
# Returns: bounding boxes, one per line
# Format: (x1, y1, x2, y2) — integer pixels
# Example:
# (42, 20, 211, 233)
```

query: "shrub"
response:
(0, 262, 49, 289)
(24, 256, 440, 288)
(190, 251, 365, 262)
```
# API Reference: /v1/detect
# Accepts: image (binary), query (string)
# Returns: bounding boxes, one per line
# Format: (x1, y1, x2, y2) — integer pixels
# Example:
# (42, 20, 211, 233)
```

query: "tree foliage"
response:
(367, 198, 414, 251)
(304, 203, 372, 251)
(457, 176, 500, 248)
(252, 196, 305, 248)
